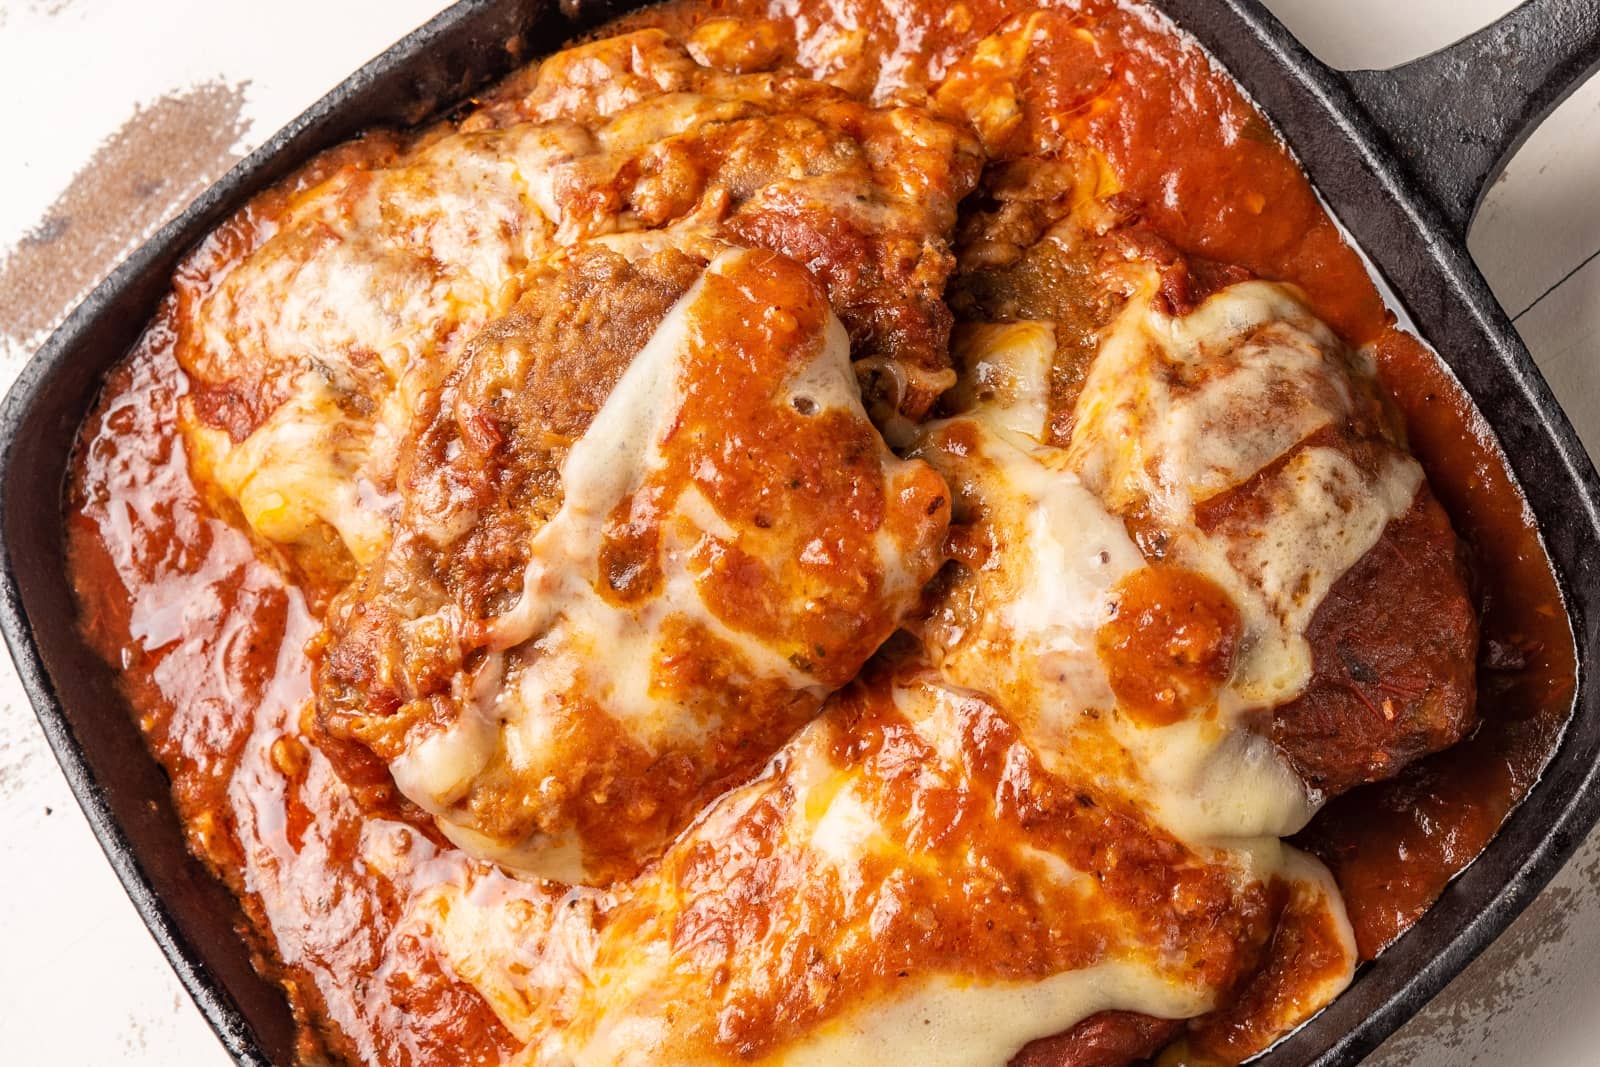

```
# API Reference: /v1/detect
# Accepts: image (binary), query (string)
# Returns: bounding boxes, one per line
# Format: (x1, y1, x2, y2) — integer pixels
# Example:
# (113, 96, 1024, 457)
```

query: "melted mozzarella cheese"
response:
(388, 248, 937, 882)
(394, 292, 1377, 1064)
(947, 320, 1056, 439)
(391, 253, 825, 874)
(914, 411, 1320, 843)
(407, 873, 598, 1047)
(1181, 445, 1422, 708)
(778, 967, 1209, 1067)
(184, 370, 395, 565)
(921, 317, 1322, 840)
(406, 667, 1352, 1067)
(1069, 278, 1423, 710)
(180, 120, 594, 571)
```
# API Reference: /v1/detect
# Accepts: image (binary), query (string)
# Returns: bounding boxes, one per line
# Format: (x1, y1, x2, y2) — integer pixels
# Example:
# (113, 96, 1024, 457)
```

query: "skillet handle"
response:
(1342, 0, 1600, 239)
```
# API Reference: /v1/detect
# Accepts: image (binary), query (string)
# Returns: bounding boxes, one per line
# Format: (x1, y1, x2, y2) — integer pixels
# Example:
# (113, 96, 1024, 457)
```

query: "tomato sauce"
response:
(64, 0, 1578, 1061)
(626, 0, 1575, 958)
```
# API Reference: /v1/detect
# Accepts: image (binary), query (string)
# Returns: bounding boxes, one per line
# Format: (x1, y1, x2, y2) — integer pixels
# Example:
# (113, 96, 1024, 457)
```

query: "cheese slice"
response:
(385, 247, 950, 883)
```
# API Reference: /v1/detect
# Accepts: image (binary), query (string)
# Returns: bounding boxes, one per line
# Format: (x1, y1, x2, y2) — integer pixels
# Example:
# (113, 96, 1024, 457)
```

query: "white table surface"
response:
(2, 1, 1598, 1063)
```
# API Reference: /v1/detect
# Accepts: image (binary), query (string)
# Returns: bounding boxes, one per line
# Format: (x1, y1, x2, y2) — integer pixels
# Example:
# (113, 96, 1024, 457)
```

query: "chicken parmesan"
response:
(65, 1, 1575, 1065)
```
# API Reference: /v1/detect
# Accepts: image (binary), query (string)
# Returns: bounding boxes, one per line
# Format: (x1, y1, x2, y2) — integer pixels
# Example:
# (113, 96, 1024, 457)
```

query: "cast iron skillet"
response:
(3, 0, 1599, 1063)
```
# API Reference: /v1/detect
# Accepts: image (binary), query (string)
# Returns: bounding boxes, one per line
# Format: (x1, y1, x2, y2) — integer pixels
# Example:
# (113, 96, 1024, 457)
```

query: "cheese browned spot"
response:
(1068, 272, 1475, 794)
(175, 28, 978, 590)
(1067, 278, 1423, 713)
(318, 245, 950, 884)
(405, 672, 1324, 1067)
(912, 381, 1320, 848)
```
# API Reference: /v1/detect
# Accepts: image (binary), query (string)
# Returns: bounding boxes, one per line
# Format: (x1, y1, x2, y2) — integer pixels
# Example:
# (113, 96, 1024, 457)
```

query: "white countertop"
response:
(1, 0, 1598, 1063)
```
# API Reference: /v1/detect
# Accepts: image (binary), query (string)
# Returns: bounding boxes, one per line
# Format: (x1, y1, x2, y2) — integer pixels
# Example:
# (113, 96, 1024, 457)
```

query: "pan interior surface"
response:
(3, 1, 1596, 1066)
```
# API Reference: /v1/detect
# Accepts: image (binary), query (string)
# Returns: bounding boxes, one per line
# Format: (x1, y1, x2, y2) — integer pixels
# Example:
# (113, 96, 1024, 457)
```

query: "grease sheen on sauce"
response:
(67, 0, 1577, 1061)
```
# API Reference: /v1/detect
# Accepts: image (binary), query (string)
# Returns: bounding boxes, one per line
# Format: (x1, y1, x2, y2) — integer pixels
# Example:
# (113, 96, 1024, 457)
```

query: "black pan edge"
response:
(0, 0, 588, 1060)
(3, 0, 1599, 1064)
(1155, 2, 1600, 1064)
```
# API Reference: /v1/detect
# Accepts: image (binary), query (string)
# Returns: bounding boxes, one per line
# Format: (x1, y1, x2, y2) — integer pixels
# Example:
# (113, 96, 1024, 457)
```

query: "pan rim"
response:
(1154, 0, 1600, 1062)
(2, 1, 1597, 1064)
